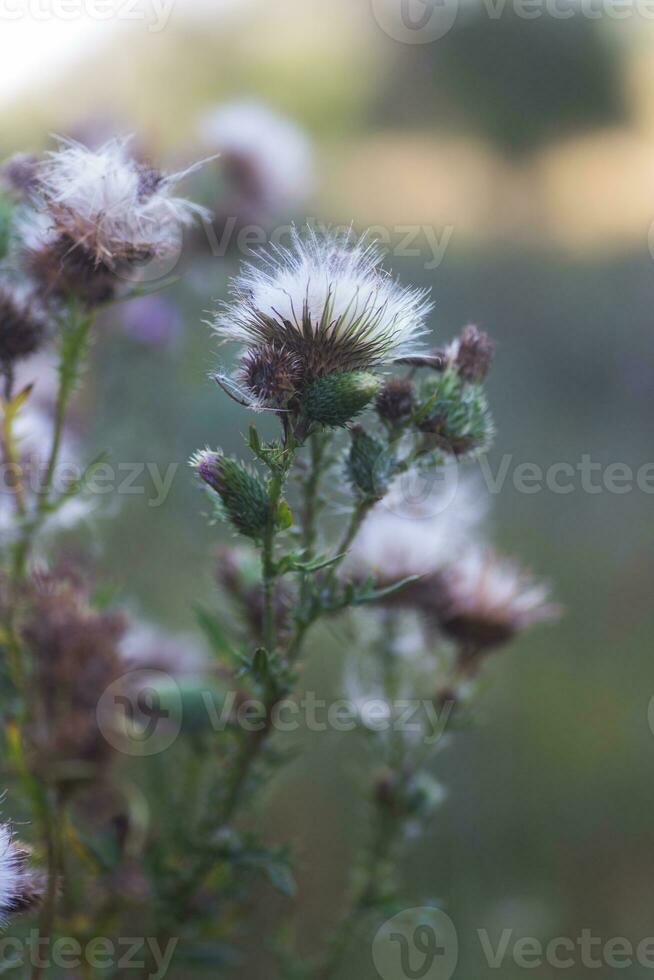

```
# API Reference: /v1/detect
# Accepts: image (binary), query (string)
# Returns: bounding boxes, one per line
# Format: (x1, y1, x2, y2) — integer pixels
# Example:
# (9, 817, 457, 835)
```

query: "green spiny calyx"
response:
(301, 371, 380, 428)
(347, 425, 396, 501)
(415, 367, 494, 457)
(193, 450, 272, 539)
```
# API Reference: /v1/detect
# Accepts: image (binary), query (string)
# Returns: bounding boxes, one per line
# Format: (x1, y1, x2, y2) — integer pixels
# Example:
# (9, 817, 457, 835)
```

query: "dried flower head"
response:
(0, 281, 48, 367)
(21, 572, 127, 782)
(375, 375, 415, 424)
(236, 344, 302, 408)
(433, 549, 559, 658)
(214, 228, 432, 390)
(0, 822, 46, 919)
(199, 100, 313, 210)
(445, 324, 494, 383)
(25, 137, 208, 304)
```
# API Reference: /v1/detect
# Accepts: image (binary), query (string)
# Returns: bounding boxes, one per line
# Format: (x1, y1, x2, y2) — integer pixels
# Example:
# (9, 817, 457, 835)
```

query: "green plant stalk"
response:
(314, 615, 406, 980)
(11, 304, 93, 584)
(31, 790, 66, 980)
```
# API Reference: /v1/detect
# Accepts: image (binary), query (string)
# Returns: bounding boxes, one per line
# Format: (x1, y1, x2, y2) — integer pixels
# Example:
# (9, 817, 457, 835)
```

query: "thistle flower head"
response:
(214, 228, 432, 386)
(0, 822, 46, 919)
(434, 548, 559, 655)
(25, 137, 208, 304)
(36, 137, 207, 264)
(444, 324, 494, 384)
(375, 375, 415, 424)
(0, 280, 49, 366)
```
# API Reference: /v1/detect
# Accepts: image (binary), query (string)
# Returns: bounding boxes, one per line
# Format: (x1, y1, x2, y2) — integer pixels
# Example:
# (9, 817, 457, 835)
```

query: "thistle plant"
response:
(0, 124, 559, 979)
(0, 134, 209, 972)
(187, 229, 558, 975)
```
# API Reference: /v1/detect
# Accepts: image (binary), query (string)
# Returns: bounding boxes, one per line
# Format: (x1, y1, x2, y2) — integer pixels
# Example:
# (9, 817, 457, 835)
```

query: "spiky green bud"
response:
(415, 368, 494, 457)
(193, 450, 271, 539)
(302, 371, 380, 428)
(347, 426, 396, 501)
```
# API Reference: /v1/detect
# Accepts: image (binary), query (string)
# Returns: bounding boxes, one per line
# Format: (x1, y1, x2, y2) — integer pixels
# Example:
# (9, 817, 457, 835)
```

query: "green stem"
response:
(316, 802, 399, 980)
(39, 308, 93, 512)
(31, 790, 66, 980)
(262, 467, 284, 654)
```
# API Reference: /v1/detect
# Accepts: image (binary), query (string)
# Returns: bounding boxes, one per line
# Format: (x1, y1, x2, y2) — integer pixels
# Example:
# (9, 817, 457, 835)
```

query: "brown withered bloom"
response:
(0, 282, 48, 368)
(236, 344, 302, 409)
(447, 324, 494, 384)
(375, 376, 415, 424)
(21, 571, 127, 783)
(0, 822, 47, 919)
(431, 549, 559, 670)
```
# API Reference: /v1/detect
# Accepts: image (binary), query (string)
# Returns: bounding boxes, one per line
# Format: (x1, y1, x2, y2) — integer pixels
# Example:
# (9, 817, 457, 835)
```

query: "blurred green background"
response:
(3, 1, 654, 976)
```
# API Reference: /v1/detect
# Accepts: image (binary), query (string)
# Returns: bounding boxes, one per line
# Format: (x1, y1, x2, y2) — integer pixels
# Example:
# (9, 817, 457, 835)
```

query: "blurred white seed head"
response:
(344, 472, 488, 587)
(199, 100, 313, 209)
(33, 136, 209, 267)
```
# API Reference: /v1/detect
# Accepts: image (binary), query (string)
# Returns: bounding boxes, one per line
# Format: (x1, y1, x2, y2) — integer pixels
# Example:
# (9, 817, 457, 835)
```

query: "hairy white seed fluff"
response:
(199, 100, 313, 206)
(344, 472, 488, 584)
(214, 227, 432, 369)
(36, 137, 209, 263)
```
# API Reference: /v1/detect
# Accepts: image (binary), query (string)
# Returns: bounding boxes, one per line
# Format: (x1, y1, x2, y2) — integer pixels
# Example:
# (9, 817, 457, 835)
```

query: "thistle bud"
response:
(302, 371, 380, 427)
(415, 368, 494, 458)
(238, 344, 301, 408)
(450, 324, 494, 383)
(192, 450, 271, 539)
(375, 376, 415, 424)
(347, 426, 395, 502)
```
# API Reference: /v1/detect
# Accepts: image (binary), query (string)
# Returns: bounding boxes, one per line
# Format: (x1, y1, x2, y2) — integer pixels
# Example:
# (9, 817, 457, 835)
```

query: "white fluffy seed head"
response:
(214, 227, 432, 376)
(35, 136, 209, 265)
(199, 100, 313, 206)
(344, 472, 488, 585)
(0, 822, 44, 919)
